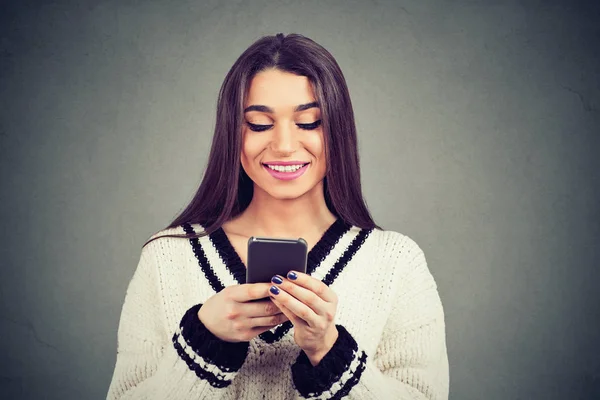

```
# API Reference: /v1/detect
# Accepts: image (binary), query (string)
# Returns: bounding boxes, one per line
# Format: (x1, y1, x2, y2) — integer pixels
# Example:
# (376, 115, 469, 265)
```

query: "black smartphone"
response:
(246, 236, 308, 284)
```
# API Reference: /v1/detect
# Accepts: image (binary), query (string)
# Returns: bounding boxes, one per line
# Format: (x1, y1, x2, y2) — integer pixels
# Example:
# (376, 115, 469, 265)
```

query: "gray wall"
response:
(1, 1, 598, 399)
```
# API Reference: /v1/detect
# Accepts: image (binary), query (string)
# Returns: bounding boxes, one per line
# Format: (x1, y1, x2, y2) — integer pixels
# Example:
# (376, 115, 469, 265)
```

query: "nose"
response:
(270, 122, 296, 155)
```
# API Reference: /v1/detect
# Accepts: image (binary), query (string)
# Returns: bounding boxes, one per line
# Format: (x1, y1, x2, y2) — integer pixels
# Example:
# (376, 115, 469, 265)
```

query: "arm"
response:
(291, 235, 449, 400)
(106, 242, 249, 399)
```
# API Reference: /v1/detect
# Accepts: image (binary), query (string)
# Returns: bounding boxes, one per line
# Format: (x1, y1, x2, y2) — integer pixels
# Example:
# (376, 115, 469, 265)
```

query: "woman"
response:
(107, 33, 449, 400)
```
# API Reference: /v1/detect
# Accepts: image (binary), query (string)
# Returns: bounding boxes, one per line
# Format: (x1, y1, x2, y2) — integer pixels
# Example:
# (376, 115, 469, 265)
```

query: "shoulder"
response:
(140, 222, 205, 256)
(130, 223, 206, 283)
(366, 228, 436, 292)
(146, 224, 186, 242)
(369, 229, 442, 311)
(367, 228, 427, 263)
(145, 222, 205, 242)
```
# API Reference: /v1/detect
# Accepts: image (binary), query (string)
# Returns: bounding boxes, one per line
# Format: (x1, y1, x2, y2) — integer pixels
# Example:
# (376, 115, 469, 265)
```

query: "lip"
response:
(263, 162, 310, 181)
(262, 161, 310, 166)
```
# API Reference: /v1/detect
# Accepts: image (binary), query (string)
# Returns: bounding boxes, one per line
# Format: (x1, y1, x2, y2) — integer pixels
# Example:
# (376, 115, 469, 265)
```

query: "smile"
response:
(265, 163, 307, 172)
(262, 162, 310, 181)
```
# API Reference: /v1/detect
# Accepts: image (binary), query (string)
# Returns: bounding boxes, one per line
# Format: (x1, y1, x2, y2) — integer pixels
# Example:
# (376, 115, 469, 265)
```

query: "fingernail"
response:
(271, 275, 283, 284)
(270, 286, 280, 295)
(287, 271, 297, 280)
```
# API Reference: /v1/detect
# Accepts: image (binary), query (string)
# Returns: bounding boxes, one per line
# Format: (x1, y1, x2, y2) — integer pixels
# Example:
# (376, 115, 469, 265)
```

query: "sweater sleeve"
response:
(106, 242, 250, 399)
(290, 234, 449, 400)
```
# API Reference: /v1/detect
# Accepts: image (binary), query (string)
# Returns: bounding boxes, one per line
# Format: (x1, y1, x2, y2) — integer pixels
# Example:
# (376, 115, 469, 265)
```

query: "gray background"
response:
(1, 0, 599, 399)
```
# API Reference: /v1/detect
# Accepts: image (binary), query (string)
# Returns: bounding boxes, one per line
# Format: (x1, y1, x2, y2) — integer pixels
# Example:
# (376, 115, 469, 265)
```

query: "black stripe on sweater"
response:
(172, 333, 232, 388)
(172, 304, 250, 388)
(182, 223, 225, 293)
(208, 225, 247, 285)
(292, 324, 366, 398)
(330, 350, 368, 400)
(322, 228, 372, 286)
(306, 218, 353, 275)
(258, 320, 293, 344)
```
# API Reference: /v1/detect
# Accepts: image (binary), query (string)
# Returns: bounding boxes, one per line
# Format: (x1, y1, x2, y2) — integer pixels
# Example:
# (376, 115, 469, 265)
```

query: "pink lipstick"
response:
(262, 162, 310, 181)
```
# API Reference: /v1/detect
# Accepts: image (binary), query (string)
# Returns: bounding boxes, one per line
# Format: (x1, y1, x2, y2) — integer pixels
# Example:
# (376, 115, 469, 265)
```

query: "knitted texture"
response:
(106, 222, 449, 400)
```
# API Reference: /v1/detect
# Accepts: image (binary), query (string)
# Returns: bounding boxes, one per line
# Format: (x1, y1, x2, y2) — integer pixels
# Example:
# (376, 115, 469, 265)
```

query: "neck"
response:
(240, 182, 337, 238)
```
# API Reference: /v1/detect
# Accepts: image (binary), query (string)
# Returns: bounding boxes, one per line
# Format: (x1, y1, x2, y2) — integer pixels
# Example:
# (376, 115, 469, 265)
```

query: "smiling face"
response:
(241, 68, 327, 201)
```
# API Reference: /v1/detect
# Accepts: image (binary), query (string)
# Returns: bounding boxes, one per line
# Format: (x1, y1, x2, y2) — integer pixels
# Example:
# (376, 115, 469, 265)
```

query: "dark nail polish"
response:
(287, 271, 297, 280)
(270, 286, 280, 295)
(271, 275, 283, 284)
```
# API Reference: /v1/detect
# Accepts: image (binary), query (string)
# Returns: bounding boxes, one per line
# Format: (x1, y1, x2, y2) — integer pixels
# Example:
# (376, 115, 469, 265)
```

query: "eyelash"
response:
(245, 120, 322, 132)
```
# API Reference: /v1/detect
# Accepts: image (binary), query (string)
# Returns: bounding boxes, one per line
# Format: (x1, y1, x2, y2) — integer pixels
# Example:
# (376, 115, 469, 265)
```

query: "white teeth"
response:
(266, 164, 306, 172)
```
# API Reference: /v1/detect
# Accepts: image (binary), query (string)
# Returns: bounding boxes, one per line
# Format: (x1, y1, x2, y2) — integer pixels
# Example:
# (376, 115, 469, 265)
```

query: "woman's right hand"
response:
(198, 283, 289, 343)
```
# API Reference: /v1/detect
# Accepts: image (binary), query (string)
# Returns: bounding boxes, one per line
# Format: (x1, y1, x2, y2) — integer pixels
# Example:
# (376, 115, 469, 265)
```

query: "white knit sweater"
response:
(106, 219, 449, 399)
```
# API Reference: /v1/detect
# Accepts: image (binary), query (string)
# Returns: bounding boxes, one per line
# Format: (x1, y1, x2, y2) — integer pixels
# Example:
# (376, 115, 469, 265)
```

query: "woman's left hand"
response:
(268, 271, 339, 366)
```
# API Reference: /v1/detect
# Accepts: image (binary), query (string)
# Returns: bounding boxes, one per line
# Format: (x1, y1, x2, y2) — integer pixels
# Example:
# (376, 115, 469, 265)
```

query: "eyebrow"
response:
(243, 101, 320, 113)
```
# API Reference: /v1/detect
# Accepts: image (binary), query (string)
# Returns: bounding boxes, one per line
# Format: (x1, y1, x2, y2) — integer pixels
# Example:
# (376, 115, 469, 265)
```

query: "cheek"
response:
(241, 133, 267, 167)
(305, 131, 325, 160)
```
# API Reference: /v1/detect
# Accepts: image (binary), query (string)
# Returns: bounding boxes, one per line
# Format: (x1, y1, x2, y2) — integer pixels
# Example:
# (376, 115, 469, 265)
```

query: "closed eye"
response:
(297, 120, 322, 130)
(246, 120, 322, 132)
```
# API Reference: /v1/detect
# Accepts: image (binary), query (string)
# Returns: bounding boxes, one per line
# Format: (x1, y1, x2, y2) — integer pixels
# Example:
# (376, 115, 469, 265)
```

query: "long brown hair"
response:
(142, 33, 379, 248)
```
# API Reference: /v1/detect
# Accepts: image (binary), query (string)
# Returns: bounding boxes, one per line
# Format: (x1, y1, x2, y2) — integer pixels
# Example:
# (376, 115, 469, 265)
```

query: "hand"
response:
(198, 283, 289, 343)
(268, 271, 339, 366)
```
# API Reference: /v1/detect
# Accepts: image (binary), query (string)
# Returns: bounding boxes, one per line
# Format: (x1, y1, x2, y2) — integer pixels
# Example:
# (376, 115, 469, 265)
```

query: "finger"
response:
(270, 297, 303, 326)
(241, 299, 284, 318)
(269, 285, 316, 326)
(248, 312, 289, 328)
(228, 283, 272, 302)
(271, 275, 329, 316)
(285, 271, 337, 303)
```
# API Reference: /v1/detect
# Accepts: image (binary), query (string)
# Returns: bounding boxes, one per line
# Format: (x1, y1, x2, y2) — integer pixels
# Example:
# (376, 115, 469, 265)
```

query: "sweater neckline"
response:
(208, 218, 353, 285)
(181, 219, 373, 344)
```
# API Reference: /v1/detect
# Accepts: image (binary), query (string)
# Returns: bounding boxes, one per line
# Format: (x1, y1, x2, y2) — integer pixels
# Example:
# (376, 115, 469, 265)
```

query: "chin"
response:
(263, 186, 310, 201)
(252, 178, 324, 201)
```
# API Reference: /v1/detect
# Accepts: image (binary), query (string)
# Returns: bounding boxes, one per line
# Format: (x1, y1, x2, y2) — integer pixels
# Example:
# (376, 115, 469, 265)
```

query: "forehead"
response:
(245, 69, 316, 108)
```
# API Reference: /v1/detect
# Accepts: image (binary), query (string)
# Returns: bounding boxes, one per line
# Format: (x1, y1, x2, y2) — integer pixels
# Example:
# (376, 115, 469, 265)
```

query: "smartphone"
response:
(246, 236, 308, 284)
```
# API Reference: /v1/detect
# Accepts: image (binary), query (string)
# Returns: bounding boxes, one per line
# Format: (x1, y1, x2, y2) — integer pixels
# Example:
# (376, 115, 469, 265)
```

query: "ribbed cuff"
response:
(172, 303, 249, 388)
(291, 324, 367, 398)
